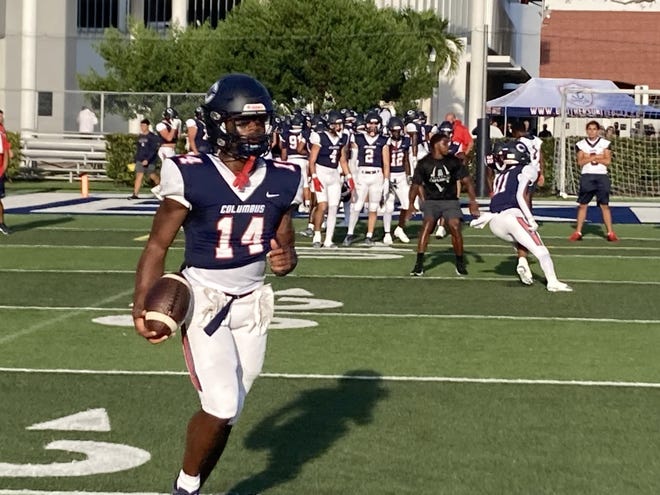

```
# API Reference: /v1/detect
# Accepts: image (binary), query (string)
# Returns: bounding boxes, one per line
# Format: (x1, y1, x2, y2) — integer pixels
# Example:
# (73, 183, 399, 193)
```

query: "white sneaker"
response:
(435, 225, 447, 239)
(516, 264, 534, 286)
(383, 233, 393, 245)
(546, 281, 573, 292)
(393, 226, 410, 243)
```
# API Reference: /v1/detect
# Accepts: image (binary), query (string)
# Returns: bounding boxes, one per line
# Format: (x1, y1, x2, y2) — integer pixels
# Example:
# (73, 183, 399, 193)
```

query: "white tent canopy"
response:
(487, 77, 656, 118)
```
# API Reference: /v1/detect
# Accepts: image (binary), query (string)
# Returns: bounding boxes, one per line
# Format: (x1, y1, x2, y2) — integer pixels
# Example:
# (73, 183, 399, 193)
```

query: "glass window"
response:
(187, 0, 241, 28)
(77, 0, 119, 30)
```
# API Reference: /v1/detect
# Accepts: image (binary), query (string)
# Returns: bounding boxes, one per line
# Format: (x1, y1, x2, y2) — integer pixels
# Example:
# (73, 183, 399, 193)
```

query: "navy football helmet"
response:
(365, 111, 382, 135)
(194, 106, 204, 119)
(492, 140, 531, 171)
(387, 116, 404, 140)
(202, 73, 274, 157)
(289, 114, 305, 134)
(325, 110, 344, 134)
(163, 107, 178, 119)
(353, 115, 366, 132)
(438, 120, 453, 136)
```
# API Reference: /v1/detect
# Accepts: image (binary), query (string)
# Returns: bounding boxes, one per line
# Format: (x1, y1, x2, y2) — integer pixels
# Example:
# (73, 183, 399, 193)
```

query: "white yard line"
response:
(1, 269, 660, 286)
(1, 367, 659, 389)
(0, 305, 658, 324)
(0, 290, 134, 345)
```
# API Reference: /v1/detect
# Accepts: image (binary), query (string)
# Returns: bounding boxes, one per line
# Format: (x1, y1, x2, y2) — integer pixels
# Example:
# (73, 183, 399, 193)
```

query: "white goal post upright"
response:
(556, 86, 660, 198)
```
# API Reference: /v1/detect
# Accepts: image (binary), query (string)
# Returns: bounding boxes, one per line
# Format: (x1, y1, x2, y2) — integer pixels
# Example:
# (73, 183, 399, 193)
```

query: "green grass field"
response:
(1, 210, 659, 495)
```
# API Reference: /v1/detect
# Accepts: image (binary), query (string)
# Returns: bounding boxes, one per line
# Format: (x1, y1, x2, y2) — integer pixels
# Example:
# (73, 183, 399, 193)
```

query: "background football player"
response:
(342, 111, 390, 246)
(473, 140, 572, 292)
(384, 116, 412, 244)
(307, 110, 354, 248)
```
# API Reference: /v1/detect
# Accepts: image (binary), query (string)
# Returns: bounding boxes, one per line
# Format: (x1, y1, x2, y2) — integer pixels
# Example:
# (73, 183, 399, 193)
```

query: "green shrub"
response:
(4, 132, 22, 180)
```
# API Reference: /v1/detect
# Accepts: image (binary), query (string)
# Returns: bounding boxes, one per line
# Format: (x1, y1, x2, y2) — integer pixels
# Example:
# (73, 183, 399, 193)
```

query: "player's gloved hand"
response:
(381, 178, 390, 199)
(311, 174, 323, 192)
(527, 218, 539, 232)
(345, 174, 355, 191)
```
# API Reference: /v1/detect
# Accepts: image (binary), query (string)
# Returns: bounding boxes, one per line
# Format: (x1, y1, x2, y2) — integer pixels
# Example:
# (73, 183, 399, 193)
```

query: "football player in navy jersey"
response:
(385, 116, 412, 244)
(308, 110, 354, 248)
(132, 74, 303, 495)
(185, 107, 211, 155)
(473, 140, 572, 292)
(342, 111, 390, 246)
(279, 113, 310, 212)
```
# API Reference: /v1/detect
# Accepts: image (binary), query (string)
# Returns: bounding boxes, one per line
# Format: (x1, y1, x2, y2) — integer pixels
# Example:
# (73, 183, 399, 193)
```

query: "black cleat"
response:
(410, 264, 424, 276)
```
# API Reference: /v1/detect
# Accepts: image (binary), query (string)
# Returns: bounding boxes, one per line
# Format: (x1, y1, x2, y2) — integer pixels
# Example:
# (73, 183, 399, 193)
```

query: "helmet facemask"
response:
(209, 111, 273, 159)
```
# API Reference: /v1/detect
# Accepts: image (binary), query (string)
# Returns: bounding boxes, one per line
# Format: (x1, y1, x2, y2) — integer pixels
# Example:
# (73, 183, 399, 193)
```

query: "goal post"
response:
(555, 87, 660, 198)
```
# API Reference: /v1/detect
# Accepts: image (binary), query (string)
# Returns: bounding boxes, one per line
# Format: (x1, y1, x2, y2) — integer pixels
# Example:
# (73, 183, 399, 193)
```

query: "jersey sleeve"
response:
(185, 118, 197, 129)
(158, 159, 190, 209)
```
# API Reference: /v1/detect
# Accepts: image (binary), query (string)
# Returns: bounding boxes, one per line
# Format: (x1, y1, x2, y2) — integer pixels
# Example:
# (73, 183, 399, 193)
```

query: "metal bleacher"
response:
(20, 132, 109, 182)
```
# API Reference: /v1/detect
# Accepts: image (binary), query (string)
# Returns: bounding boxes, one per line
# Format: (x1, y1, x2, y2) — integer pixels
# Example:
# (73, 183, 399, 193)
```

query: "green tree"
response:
(79, 0, 462, 113)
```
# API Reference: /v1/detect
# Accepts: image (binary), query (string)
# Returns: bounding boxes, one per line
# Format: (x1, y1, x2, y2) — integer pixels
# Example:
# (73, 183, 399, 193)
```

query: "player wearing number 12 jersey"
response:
(132, 73, 303, 495)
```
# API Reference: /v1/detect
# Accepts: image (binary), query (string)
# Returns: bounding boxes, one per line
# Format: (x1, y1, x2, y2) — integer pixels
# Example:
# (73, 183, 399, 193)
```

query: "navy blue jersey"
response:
(315, 131, 347, 169)
(172, 154, 301, 270)
(354, 133, 388, 169)
(490, 164, 526, 213)
(135, 131, 160, 164)
(280, 127, 305, 158)
(389, 136, 411, 173)
(448, 140, 462, 157)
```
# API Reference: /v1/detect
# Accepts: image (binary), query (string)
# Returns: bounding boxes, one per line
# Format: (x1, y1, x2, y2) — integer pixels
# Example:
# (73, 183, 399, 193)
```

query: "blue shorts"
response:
(577, 173, 610, 205)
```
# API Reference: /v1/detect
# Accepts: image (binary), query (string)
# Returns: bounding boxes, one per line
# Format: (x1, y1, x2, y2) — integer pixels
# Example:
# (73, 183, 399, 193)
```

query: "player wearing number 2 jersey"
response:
(132, 74, 303, 495)
(343, 111, 390, 246)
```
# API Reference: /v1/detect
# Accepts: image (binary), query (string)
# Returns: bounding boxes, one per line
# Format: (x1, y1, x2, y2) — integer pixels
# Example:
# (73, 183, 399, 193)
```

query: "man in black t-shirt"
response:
(409, 133, 480, 276)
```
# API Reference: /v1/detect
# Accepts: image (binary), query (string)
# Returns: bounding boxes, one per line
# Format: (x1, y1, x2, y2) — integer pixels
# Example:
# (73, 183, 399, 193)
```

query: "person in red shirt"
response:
(444, 112, 473, 157)
(0, 109, 12, 235)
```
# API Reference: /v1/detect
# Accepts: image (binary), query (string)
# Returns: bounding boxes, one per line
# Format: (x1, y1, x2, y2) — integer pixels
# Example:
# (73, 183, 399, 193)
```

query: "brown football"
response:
(144, 272, 192, 339)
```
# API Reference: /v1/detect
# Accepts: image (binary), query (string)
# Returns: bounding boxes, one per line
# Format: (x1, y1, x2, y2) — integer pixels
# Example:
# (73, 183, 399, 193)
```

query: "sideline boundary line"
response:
(1, 367, 659, 389)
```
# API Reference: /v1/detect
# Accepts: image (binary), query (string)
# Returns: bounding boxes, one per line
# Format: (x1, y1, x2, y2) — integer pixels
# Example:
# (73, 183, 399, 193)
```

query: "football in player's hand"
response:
(144, 273, 192, 340)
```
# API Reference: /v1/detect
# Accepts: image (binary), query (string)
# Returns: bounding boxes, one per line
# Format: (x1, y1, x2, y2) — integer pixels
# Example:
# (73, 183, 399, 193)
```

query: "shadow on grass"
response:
(226, 370, 387, 494)
(7, 216, 74, 233)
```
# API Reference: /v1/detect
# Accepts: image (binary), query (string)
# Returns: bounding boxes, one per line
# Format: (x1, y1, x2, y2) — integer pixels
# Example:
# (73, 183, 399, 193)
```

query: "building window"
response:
(188, 0, 241, 28)
(145, 0, 172, 30)
(77, 0, 119, 31)
(38, 92, 53, 117)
